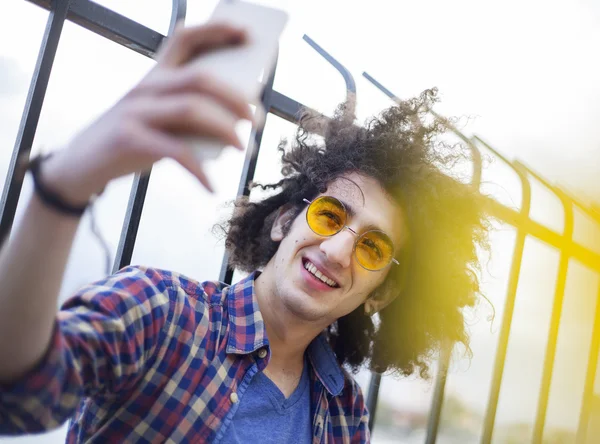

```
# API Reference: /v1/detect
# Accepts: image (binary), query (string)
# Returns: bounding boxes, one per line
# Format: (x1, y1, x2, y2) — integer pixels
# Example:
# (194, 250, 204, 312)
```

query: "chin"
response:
(281, 291, 330, 323)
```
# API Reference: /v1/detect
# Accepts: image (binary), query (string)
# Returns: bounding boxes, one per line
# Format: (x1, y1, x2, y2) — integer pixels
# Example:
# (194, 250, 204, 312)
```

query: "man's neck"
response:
(253, 265, 325, 380)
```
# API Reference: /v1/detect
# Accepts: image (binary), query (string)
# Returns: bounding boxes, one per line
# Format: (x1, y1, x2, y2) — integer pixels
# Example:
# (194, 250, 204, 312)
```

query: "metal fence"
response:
(5, 1, 600, 442)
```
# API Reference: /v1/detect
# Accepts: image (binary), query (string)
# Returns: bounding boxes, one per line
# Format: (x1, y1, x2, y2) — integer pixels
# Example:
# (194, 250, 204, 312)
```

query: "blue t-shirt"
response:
(220, 359, 312, 443)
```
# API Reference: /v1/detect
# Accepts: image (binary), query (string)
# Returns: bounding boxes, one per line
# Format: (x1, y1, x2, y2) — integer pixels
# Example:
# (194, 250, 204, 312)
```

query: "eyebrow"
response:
(340, 199, 386, 234)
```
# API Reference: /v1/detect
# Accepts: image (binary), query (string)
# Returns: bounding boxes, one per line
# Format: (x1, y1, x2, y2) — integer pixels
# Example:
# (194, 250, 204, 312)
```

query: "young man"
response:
(0, 23, 488, 443)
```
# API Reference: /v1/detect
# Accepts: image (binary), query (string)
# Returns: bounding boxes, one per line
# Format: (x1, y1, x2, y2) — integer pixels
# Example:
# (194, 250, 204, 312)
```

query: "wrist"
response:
(40, 150, 104, 206)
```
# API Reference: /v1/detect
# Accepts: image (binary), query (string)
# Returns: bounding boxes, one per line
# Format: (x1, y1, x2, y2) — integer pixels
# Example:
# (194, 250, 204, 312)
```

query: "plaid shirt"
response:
(0, 266, 369, 443)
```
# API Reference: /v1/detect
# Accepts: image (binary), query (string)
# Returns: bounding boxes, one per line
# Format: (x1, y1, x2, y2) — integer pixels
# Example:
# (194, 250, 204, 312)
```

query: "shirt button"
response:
(230, 392, 239, 404)
(257, 348, 268, 359)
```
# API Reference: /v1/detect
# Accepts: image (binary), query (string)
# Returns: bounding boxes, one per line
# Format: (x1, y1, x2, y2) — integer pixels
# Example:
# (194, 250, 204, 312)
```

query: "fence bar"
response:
(425, 344, 452, 444)
(366, 373, 382, 432)
(480, 224, 529, 442)
(269, 91, 324, 134)
(219, 67, 277, 284)
(530, 187, 574, 443)
(304, 35, 356, 95)
(0, 0, 71, 242)
(112, 173, 150, 272)
(168, 0, 187, 36)
(112, 0, 186, 271)
(28, 0, 164, 58)
(576, 282, 600, 443)
(531, 247, 571, 443)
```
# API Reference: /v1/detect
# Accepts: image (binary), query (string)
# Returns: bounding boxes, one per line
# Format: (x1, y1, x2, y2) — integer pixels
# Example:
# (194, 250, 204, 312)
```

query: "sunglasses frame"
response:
(303, 197, 400, 271)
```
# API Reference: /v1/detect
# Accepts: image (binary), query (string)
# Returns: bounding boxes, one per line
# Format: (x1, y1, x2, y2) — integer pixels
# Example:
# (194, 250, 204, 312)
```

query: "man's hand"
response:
(43, 23, 255, 202)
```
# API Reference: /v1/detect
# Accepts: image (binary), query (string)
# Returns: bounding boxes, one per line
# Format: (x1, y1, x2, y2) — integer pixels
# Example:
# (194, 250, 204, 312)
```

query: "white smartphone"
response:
(188, 0, 289, 162)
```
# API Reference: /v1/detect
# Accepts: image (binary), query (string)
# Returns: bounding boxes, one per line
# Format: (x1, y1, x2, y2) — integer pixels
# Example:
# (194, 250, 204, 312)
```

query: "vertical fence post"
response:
(425, 343, 452, 444)
(366, 373, 381, 432)
(576, 282, 600, 443)
(0, 0, 71, 242)
(219, 66, 277, 284)
(113, 172, 152, 272)
(527, 177, 574, 443)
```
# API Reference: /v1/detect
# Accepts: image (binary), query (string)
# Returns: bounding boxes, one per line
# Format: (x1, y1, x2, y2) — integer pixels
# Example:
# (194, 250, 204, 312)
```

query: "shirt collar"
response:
(224, 271, 345, 396)
(224, 271, 269, 355)
(307, 332, 345, 396)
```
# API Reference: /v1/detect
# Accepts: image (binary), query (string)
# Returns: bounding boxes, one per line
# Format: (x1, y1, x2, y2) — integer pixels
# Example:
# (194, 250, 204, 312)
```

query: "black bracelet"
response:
(28, 153, 89, 217)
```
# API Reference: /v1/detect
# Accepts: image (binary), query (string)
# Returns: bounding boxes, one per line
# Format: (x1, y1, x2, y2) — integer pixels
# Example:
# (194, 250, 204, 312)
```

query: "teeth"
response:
(304, 260, 337, 287)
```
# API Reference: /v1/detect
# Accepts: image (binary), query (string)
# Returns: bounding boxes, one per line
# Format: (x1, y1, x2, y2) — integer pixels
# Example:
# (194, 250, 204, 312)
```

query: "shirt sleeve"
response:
(0, 266, 173, 435)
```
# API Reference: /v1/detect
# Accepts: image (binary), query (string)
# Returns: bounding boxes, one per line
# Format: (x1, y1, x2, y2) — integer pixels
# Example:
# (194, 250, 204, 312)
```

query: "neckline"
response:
(256, 357, 310, 413)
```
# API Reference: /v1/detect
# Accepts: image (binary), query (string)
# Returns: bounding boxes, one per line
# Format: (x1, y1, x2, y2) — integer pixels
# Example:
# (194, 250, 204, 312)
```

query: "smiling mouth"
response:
(303, 259, 339, 288)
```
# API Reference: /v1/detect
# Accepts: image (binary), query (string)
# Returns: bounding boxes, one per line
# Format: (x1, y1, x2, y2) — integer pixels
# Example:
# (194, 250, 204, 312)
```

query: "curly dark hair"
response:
(220, 88, 490, 378)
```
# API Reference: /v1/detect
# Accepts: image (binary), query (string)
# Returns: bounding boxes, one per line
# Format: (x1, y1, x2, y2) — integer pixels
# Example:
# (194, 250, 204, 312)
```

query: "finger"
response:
(135, 128, 215, 192)
(144, 68, 254, 122)
(169, 144, 215, 193)
(137, 94, 244, 150)
(157, 23, 246, 67)
(191, 165, 214, 194)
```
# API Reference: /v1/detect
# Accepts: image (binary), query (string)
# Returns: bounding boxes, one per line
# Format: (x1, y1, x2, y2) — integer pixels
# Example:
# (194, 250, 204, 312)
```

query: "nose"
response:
(319, 229, 355, 269)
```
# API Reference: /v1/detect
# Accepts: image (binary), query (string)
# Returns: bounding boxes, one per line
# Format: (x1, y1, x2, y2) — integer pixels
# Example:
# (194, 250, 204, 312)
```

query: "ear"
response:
(270, 204, 297, 242)
(364, 291, 395, 316)
(364, 256, 408, 316)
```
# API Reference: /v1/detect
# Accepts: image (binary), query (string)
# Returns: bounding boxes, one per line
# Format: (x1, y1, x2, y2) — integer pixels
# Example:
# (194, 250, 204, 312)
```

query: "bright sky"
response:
(1, 0, 600, 442)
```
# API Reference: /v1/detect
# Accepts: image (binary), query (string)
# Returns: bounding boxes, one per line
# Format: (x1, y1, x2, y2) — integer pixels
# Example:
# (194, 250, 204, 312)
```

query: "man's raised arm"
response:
(0, 23, 254, 384)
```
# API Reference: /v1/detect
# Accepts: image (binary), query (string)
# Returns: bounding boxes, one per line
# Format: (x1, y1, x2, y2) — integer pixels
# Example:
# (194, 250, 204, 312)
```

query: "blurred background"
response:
(1, 0, 599, 443)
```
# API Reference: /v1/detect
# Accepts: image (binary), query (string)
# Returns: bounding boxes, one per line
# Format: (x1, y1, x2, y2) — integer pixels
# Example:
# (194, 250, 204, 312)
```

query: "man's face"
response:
(268, 172, 406, 324)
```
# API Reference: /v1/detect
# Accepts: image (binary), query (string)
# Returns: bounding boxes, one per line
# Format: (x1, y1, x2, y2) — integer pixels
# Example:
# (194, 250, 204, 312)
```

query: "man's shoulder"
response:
(112, 265, 229, 304)
(63, 266, 231, 316)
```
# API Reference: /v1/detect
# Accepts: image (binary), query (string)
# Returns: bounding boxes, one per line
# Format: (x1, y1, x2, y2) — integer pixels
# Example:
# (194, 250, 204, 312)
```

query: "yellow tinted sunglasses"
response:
(303, 196, 400, 271)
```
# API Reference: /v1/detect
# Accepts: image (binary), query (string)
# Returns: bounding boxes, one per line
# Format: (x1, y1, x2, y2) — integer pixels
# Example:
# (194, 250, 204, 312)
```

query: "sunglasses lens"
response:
(355, 231, 395, 271)
(306, 196, 347, 236)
